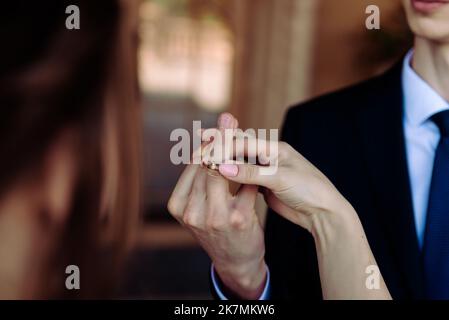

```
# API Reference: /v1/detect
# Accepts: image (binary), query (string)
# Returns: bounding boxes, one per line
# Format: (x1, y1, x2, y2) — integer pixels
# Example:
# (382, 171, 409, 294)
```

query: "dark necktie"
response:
(423, 110, 449, 299)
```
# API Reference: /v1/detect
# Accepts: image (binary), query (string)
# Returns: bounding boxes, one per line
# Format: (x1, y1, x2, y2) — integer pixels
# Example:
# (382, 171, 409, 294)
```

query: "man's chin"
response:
(408, 19, 449, 43)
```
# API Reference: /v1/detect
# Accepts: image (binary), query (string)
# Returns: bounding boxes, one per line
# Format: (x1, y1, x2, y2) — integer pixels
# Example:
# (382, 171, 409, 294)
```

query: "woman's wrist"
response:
(308, 197, 361, 252)
(306, 198, 392, 299)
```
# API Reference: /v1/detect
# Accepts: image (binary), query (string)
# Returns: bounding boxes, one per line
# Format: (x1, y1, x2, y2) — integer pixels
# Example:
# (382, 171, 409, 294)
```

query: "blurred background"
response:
(124, 0, 413, 299)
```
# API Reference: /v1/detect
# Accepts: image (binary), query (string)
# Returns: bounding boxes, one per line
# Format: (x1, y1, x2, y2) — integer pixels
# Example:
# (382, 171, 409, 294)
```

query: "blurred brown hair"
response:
(0, 0, 141, 298)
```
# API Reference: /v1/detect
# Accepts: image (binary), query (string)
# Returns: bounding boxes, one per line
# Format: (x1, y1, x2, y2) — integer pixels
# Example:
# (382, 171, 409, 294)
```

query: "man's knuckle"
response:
(229, 211, 248, 230)
(167, 197, 180, 216)
(205, 218, 226, 232)
(182, 210, 198, 227)
(278, 142, 290, 159)
(276, 170, 290, 188)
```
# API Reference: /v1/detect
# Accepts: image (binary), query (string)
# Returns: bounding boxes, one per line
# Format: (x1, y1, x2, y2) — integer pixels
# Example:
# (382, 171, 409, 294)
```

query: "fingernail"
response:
(219, 164, 238, 177)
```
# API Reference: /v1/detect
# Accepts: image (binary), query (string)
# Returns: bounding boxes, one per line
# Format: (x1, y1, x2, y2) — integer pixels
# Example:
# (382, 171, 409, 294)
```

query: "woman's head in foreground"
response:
(0, 0, 141, 298)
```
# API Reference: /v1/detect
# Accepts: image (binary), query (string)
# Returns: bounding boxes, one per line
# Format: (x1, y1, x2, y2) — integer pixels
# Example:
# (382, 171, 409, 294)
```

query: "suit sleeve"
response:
(264, 107, 323, 300)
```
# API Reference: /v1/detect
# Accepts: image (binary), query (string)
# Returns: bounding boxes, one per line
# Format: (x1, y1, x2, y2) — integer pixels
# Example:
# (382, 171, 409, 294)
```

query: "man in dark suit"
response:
(266, 58, 423, 299)
(169, 0, 449, 299)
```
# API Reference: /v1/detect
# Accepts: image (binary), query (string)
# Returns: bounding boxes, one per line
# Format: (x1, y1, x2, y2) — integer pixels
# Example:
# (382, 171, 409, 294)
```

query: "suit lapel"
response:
(356, 62, 424, 298)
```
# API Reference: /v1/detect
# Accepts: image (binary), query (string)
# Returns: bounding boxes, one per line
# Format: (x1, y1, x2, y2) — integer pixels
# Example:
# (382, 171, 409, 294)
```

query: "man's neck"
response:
(413, 37, 449, 101)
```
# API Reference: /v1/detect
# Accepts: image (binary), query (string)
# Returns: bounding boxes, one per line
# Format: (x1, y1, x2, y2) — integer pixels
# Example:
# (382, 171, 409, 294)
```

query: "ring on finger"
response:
(204, 160, 220, 171)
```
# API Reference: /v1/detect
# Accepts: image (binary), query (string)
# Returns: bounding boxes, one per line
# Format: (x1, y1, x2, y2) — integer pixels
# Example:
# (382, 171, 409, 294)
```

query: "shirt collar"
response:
(402, 49, 449, 127)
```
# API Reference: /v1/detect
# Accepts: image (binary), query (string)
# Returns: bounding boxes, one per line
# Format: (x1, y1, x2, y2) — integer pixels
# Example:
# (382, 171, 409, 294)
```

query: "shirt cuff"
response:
(210, 264, 270, 300)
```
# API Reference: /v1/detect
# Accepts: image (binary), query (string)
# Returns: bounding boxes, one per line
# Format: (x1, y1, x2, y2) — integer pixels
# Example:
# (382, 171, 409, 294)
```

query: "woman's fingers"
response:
(200, 129, 277, 167)
(219, 163, 275, 189)
(263, 189, 291, 215)
(233, 137, 276, 166)
(264, 189, 311, 231)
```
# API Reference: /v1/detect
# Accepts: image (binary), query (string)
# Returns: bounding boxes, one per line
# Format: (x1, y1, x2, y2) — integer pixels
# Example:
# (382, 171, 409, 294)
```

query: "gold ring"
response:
(204, 161, 219, 171)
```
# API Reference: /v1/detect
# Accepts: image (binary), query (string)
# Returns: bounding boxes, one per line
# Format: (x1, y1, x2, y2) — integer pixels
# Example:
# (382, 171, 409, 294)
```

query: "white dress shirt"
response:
(213, 49, 449, 299)
(403, 50, 449, 248)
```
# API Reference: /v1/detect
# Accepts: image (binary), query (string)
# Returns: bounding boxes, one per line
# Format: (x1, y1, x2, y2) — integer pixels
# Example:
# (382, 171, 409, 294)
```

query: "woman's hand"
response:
(205, 133, 354, 236)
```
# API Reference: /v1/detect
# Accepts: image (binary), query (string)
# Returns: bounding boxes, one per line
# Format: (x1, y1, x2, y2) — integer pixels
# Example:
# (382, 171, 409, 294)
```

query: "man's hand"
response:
(167, 113, 267, 299)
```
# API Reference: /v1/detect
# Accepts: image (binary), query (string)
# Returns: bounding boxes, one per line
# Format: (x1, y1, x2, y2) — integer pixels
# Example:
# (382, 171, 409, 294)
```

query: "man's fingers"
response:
(167, 164, 199, 217)
(173, 164, 199, 197)
(206, 172, 230, 204)
(191, 167, 207, 196)
(235, 184, 258, 210)
(182, 168, 207, 228)
(179, 113, 239, 222)
(218, 112, 238, 130)
(204, 113, 238, 205)
(202, 113, 238, 165)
